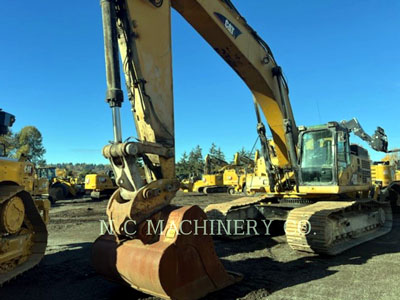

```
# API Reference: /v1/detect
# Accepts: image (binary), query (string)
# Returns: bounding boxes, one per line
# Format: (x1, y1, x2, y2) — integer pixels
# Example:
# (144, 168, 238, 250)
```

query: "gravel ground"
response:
(2, 191, 400, 300)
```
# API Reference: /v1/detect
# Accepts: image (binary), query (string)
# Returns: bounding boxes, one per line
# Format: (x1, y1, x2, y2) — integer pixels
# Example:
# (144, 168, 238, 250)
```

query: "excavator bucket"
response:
(92, 205, 241, 299)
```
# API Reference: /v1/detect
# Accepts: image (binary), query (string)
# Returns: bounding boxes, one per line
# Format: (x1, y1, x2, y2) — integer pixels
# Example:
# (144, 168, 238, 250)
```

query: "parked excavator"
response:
(192, 154, 229, 193)
(182, 153, 251, 194)
(91, 0, 398, 299)
(206, 103, 399, 250)
(0, 109, 50, 285)
(206, 104, 399, 252)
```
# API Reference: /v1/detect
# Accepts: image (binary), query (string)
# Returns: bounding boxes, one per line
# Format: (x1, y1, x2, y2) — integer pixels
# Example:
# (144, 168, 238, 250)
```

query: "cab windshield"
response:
(300, 130, 334, 184)
(38, 168, 56, 180)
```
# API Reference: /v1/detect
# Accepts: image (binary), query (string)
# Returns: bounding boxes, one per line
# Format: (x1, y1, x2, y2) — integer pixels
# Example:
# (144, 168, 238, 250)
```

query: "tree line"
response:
(0, 127, 255, 179)
(176, 142, 254, 179)
(4, 126, 398, 182)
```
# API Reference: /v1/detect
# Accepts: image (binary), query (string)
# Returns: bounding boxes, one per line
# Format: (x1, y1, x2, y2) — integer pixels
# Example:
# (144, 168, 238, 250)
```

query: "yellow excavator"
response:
(91, 1, 398, 299)
(192, 154, 229, 193)
(0, 109, 50, 285)
(189, 153, 252, 194)
(182, 153, 250, 194)
(206, 113, 399, 252)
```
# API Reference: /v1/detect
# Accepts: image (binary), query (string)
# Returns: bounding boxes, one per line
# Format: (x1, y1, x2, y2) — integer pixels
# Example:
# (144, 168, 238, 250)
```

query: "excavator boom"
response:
(96, 0, 302, 238)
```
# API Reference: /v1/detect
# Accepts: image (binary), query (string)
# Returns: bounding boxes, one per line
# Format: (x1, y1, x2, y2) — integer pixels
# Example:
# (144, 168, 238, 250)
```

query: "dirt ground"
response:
(2, 192, 400, 300)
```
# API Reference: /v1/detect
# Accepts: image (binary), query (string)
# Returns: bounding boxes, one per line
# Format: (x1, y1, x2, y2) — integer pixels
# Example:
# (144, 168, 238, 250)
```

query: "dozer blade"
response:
(92, 205, 241, 300)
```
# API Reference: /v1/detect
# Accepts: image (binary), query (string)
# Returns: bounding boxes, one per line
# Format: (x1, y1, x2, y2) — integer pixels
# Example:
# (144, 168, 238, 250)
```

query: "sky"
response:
(0, 0, 399, 164)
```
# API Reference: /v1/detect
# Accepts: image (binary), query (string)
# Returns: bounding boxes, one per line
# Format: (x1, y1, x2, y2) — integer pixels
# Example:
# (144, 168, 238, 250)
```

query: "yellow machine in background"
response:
(371, 155, 400, 208)
(244, 143, 281, 195)
(373, 154, 400, 185)
(193, 173, 225, 193)
(192, 153, 252, 194)
(192, 154, 229, 194)
(0, 109, 50, 284)
(223, 152, 254, 194)
(244, 150, 269, 195)
(37, 166, 84, 203)
(180, 177, 195, 193)
(223, 168, 245, 194)
(85, 170, 117, 200)
(371, 161, 396, 188)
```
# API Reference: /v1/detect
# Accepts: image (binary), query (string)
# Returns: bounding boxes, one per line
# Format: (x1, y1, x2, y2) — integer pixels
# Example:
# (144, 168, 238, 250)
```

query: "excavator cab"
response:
(298, 122, 371, 192)
(299, 128, 335, 184)
(37, 166, 57, 181)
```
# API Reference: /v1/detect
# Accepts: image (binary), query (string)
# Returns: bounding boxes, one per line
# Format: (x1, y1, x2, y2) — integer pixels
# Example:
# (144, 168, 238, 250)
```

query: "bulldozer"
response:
(37, 166, 84, 203)
(85, 170, 117, 200)
(91, 0, 399, 299)
(0, 109, 50, 285)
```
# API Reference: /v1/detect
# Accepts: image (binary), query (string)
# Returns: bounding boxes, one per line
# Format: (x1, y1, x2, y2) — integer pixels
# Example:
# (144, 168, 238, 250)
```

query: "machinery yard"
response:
(2, 192, 399, 300)
(1, 1, 399, 299)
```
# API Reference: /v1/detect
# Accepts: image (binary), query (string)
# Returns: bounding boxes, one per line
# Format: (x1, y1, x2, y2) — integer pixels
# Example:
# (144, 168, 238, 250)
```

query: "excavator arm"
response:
(93, 0, 301, 299)
(172, 0, 298, 170)
(341, 118, 400, 153)
(233, 152, 254, 167)
(204, 154, 228, 174)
